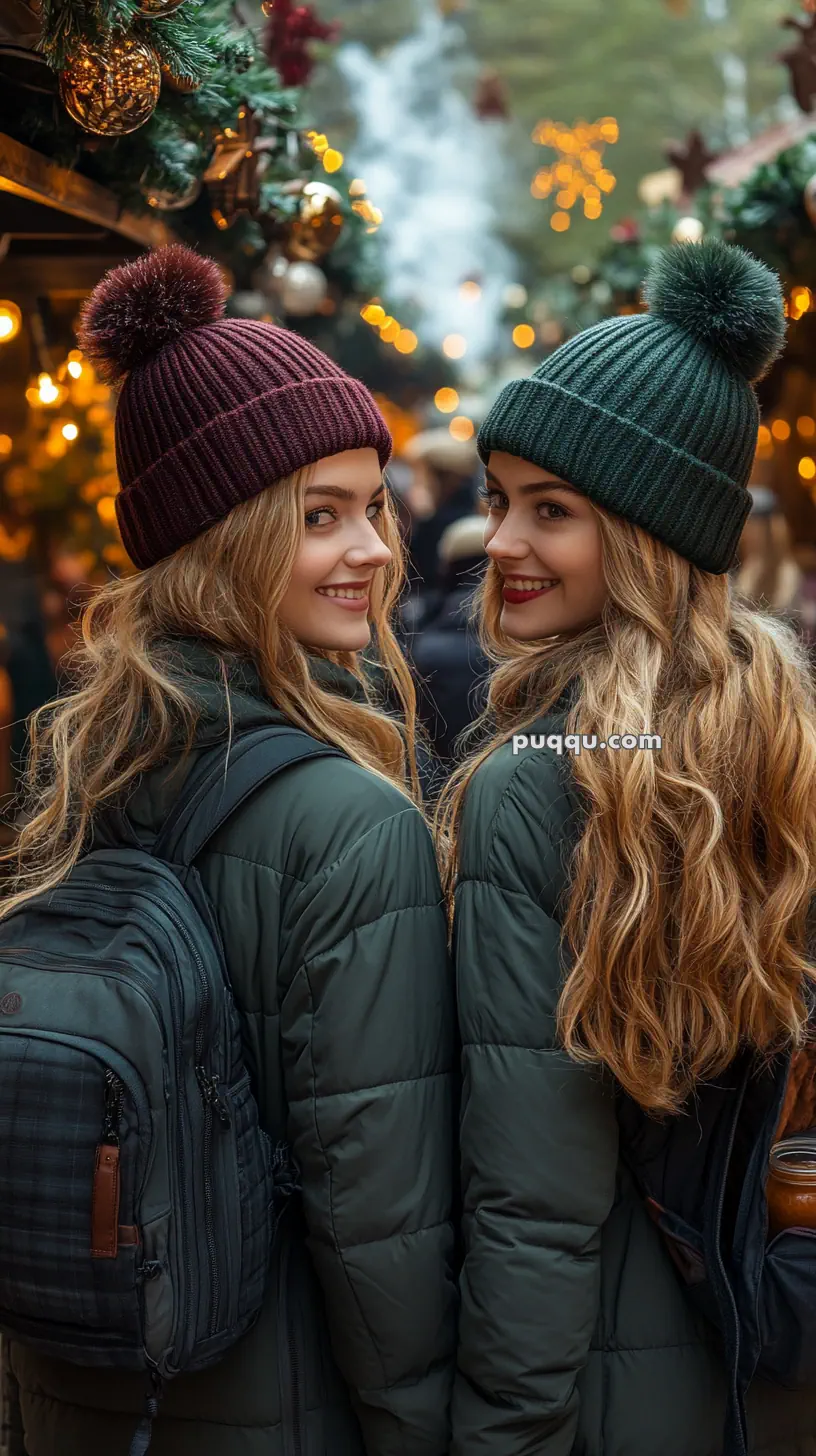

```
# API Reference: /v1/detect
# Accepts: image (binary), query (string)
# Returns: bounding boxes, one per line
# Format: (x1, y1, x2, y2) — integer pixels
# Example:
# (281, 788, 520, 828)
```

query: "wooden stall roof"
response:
(0, 133, 172, 251)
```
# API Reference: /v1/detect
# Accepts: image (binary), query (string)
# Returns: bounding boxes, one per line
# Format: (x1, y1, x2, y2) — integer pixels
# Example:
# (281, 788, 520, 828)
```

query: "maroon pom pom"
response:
(78, 244, 228, 384)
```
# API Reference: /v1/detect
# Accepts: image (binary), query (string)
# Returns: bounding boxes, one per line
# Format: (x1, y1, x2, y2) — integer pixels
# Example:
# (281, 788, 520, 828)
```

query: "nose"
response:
(344, 517, 392, 571)
(485, 513, 530, 563)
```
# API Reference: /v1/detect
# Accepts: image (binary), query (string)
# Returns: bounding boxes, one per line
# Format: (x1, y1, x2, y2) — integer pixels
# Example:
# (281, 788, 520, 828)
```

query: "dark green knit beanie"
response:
(478, 239, 787, 574)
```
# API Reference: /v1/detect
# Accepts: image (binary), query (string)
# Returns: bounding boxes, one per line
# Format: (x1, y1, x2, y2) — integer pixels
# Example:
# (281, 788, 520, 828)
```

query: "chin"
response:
(500, 604, 570, 641)
(306, 621, 372, 652)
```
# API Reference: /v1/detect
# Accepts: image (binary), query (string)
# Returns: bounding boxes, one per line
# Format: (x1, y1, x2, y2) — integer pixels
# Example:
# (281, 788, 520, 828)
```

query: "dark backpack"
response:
(619, 1038, 816, 1456)
(0, 725, 341, 1456)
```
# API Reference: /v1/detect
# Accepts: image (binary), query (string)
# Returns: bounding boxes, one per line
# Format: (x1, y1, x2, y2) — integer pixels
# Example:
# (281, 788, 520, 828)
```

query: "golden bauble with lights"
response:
(285, 182, 345, 263)
(59, 36, 161, 137)
(136, 0, 188, 14)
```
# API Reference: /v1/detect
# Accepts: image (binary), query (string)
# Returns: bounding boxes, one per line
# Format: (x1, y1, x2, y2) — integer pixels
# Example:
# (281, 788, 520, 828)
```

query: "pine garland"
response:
(0, 0, 379, 290)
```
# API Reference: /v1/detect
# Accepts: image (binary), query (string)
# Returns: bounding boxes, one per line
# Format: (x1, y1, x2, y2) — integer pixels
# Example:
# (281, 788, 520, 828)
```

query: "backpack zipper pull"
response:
(195, 1065, 231, 1128)
(92, 1069, 123, 1259)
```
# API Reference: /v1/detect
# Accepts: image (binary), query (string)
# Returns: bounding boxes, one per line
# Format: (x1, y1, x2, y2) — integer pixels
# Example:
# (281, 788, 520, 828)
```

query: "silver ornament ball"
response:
(280, 262, 328, 317)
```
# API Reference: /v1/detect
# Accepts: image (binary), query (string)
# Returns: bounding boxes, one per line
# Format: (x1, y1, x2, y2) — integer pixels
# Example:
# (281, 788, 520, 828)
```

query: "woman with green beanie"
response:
(440, 239, 816, 1455)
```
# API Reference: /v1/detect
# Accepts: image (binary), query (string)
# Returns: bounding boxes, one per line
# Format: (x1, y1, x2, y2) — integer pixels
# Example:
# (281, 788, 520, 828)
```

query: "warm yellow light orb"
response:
(0, 302, 21, 344)
(550, 211, 571, 232)
(394, 329, 418, 354)
(449, 416, 474, 441)
(797, 415, 816, 438)
(0, 435, 11, 456)
(361, 303, 386, 326)
(97, 495, 118, 525)
(67, 359, 83, 379)
(771, 419, 791, 442)
(798, 456, 816, 480)
(434, 387, 460, 414)
(62, 422, 79, 441)
(322, 149, 344, 173)
(37, 374, 60, 405)
(512, 324, 535, 349)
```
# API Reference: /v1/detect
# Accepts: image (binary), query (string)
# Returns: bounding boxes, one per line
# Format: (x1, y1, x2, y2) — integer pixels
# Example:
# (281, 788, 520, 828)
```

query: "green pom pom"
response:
(643, 238, 786, 383)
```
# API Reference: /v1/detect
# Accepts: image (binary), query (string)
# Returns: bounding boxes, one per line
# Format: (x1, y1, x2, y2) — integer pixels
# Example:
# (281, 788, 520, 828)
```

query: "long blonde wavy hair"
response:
(2, 467, 418, 918)
(439, 506, 816, 1114)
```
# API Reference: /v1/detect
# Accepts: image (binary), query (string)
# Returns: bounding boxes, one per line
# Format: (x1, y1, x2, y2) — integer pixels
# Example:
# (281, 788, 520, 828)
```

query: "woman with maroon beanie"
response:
(3, 245, 456, 1456)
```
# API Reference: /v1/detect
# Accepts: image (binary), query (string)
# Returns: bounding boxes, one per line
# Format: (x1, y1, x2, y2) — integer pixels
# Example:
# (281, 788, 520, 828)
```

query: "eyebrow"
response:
(305, 482, 385, 502)
(485, 469, 578, 496)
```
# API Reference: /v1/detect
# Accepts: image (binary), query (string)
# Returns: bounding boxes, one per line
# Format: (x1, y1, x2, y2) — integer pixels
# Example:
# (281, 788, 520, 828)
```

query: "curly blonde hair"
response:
(3, 468, 418, 917)
(438, 506, 816, 1114)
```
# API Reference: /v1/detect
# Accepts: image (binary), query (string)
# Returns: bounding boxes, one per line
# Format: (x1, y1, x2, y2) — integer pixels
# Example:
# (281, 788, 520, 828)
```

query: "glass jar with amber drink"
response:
(766, 1136, 816, 1238)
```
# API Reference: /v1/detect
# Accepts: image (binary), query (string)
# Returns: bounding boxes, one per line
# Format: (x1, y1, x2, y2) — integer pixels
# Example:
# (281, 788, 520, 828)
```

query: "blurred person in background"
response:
(734, 484, 809, 643)
(401, 428, 480, 626)
(412, 514, 489, 785)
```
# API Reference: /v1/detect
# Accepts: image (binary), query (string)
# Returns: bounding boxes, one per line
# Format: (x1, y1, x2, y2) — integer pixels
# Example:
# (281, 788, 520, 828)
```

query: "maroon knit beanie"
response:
(78, 245, 392, 569)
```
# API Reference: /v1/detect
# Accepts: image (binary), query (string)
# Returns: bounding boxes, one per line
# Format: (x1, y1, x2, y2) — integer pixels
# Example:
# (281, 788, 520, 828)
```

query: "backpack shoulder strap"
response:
(152, 725, 344, 868)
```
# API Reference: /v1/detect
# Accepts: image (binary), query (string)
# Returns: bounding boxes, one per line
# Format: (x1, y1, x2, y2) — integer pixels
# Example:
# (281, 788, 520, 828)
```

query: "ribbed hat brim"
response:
(478, 376, 752, 574)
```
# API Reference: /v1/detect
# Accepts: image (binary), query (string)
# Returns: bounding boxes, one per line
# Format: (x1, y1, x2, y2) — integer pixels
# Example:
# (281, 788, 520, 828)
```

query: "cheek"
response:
(558, 521, 604, 588)
(287, 535, 336, 593)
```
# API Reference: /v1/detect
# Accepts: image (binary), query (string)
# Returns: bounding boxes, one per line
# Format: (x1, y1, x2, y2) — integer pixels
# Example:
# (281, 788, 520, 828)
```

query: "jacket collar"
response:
(158, 637, 368, 747)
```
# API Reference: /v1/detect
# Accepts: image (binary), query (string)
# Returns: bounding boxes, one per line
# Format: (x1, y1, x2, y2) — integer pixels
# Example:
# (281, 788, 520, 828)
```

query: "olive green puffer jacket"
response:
(451, 700, 816, 1456)
(11, 641, 457, 1456)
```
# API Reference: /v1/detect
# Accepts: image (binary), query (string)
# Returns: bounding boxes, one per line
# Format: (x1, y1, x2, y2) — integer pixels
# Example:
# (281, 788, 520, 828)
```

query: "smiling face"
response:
(482, 450, 608, 641)
(277, 447, 392, 652)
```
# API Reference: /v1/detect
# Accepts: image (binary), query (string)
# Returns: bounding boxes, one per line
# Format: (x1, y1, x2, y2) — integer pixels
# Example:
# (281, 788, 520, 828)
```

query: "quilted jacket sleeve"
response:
(278, 793, 457, 1456)
(451, 749, 619, 1456)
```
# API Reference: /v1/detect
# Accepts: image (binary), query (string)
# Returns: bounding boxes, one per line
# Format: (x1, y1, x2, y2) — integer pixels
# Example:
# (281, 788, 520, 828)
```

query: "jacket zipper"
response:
(57, 879, 228, 1338)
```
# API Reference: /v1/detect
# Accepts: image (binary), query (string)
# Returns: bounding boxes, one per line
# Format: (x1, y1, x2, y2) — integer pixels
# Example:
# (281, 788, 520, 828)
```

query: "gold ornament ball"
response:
(136, 0, 188, 14)
(804, 175, 816, 229)
(286, 182, 345, 263)
(60, 37, 161, 138)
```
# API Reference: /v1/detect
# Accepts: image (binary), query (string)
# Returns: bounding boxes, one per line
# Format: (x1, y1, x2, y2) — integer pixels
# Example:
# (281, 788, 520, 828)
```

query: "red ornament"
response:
(609, 218, 640, 244)
(262, 0, 340, 88)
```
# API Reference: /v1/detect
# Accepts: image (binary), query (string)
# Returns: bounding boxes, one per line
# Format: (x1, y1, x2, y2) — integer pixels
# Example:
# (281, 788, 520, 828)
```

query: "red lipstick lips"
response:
(502, 581, 558, 604)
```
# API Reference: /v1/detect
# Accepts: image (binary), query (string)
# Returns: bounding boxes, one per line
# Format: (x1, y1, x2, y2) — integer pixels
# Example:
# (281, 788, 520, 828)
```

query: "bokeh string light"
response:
(360, 300, 418, 354)
(530, 116, 619, 232)
(434, 388, 460, 414)
(306, 133, 384, 235)
(0, 302, 22, 345)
